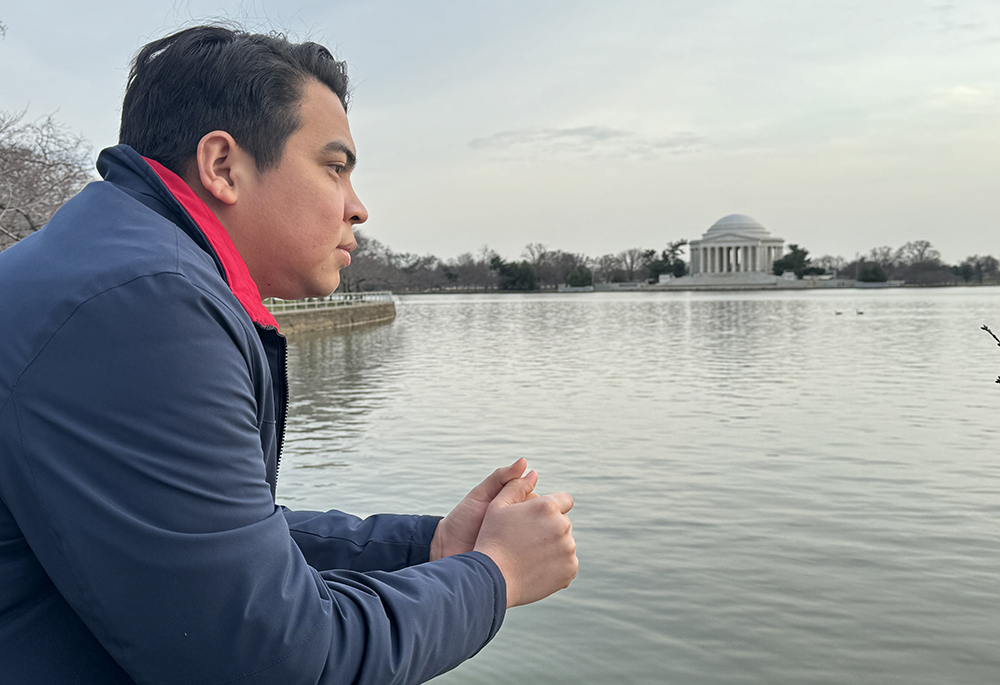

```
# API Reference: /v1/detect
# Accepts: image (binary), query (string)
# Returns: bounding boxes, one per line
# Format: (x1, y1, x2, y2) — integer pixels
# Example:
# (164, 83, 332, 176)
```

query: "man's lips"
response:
(337, 241, 357, 266)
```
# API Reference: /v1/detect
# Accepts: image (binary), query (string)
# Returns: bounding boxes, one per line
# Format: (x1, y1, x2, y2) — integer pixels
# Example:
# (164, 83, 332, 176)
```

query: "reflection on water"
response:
(279, 289, 1000, 685)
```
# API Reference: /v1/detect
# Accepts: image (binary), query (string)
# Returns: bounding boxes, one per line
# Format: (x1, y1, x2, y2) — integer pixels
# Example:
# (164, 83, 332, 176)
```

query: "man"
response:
(0, 26, 577, 683)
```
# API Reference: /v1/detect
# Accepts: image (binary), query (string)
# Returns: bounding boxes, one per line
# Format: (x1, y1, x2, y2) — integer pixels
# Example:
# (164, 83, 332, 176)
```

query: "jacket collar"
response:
(97, 145, 279, 330)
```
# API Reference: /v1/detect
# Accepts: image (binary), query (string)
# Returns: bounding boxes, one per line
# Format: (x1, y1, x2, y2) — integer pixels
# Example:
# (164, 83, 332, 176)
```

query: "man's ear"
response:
(193, 131, 244, 206)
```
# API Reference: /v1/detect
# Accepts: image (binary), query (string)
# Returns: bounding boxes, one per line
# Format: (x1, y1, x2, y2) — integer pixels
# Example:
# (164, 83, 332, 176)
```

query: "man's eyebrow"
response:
(322, 141, 357, 169)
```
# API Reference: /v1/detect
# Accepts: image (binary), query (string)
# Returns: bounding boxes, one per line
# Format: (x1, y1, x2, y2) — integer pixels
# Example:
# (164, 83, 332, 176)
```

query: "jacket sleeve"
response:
(4, 273, 505, 685)
(282, 507, 442, 572)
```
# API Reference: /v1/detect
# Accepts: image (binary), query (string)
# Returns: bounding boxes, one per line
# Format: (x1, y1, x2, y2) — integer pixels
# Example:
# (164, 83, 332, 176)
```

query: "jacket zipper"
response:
(275, 332, 289, 484)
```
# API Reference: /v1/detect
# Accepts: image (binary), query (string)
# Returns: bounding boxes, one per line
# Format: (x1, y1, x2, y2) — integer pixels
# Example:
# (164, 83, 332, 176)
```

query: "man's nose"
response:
(347, 186, 368, 225)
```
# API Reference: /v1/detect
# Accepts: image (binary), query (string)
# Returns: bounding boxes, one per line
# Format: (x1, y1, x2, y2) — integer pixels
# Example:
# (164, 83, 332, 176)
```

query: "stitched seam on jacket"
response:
(9, 271, 183, 392)
(188, 280, 260, 394)
(406, 524, 417, 566)
(287, 528, 414, 550)
(9, 272, 257, 401)
(0, 390, 11, 424)
(174, 220, 181, 273)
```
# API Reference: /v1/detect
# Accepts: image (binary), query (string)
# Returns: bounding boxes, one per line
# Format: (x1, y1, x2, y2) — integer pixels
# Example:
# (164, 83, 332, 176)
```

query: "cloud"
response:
(931, 85, 991, 108)
(468, 126, 705, 160)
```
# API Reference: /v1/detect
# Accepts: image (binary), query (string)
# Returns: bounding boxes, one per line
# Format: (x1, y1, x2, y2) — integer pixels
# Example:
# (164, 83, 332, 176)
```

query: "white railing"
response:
(264, 291, 394, 313)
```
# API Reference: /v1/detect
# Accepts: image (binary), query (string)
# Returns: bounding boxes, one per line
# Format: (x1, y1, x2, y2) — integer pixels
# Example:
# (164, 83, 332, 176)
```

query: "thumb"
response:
(469, 457, 528, 503)
(491, 469, 539, 508)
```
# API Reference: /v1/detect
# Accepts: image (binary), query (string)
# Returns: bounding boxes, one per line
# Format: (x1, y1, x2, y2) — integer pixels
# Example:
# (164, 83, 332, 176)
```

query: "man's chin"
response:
(320, 273, 342, 297)
(272, 278, 341, 301)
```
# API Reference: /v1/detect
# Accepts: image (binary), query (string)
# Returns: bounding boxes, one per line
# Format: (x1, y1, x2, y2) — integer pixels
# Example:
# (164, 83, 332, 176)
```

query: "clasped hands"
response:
(429, 458, 578, 609)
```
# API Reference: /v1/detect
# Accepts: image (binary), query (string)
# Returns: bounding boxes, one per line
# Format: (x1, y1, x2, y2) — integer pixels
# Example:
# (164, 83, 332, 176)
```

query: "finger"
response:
(521, 469, 538, 494)
(542, 491, 574, 514)
(492, 469, 538, 507)
(469, 458, 527, 502)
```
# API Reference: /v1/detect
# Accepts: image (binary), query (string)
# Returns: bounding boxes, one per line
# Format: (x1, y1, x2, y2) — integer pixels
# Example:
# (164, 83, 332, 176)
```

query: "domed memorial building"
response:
(682, 214, 786, 284)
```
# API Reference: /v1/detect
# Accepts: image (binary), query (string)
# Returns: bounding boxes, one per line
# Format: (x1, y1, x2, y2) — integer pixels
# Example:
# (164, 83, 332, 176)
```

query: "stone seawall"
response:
(272, 301, 396, 335)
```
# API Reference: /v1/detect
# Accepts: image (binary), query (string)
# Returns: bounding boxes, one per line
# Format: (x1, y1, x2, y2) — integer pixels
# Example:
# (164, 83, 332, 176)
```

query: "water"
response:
(277, 289, 1000, 684)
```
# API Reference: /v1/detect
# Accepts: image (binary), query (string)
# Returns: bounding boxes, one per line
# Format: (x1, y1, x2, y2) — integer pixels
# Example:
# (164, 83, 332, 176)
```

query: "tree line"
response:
(341, 236, 999, 293)
(776, 242, 998, 286)
(339, 234, 690, 292)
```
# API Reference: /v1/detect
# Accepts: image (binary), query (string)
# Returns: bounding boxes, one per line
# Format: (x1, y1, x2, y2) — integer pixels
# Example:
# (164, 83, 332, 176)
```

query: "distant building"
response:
(689, 214, 785, 278)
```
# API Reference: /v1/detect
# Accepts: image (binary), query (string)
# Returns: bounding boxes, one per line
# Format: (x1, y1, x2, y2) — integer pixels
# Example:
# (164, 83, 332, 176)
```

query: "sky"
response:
(2, 0, 999, 263)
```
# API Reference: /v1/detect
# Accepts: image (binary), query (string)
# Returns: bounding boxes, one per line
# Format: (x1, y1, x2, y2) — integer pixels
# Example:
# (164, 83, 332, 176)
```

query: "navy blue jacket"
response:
(0, 145, 505, 684)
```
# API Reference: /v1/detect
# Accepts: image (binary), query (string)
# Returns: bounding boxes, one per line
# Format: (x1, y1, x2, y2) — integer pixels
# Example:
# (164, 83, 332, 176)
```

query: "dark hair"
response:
(120, 25, 349, 175)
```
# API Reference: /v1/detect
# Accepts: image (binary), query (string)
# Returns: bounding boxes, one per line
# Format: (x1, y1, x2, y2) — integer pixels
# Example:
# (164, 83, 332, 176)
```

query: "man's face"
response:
(236, 79, 367, 300)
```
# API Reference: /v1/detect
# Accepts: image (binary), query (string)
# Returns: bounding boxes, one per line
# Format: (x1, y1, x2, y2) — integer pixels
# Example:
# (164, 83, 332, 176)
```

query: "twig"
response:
(982, 324, 1000, 347)
(984, 326, 1000, 383)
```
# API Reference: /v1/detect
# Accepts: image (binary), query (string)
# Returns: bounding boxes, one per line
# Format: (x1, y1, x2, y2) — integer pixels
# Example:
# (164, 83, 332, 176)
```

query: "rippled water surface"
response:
(277, 289, 1000, 684)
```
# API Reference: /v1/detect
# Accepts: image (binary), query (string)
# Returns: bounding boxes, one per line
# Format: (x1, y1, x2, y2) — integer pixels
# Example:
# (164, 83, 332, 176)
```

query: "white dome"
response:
(704, 214, 771, 238)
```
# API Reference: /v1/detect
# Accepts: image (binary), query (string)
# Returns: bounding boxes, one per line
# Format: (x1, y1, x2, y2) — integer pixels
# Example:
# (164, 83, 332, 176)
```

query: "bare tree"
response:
(522, 242, 548, 267)
(867, 245, 901, 272)
(594, 253, 623, 283)
(0, 110, 94, 250)
(538, 250, 588, 287)
(897, 240, 940, 265)
(445, 251, 497, 289)
(961, 255, 1000, 284)
(618, 248, 645, 281)
(977, 255, 999, 280)
(813, 254, 847, 274)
